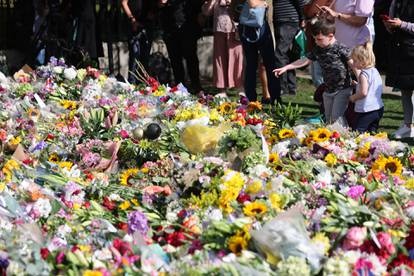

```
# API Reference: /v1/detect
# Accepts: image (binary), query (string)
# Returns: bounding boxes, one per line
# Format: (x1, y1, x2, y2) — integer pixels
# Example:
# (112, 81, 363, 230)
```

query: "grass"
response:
(203, 76, 412, 144)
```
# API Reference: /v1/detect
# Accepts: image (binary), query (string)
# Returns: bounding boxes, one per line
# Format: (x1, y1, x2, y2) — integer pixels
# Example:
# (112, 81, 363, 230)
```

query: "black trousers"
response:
(274, 22, 299, 93)
(354, 107, 384, 133)
(163, 29, 202, 93)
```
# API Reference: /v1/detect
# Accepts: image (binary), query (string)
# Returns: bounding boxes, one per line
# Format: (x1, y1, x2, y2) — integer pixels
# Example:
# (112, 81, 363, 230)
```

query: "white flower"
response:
(93, 248, 113, 261)
(33, 198, 52, 218)
(0, 217, 13, 232)
(166, 211, 178, 223)
(53, 66, 64, 74)
(63, 67, 77, 80)
(316, 169, 332, 185)
(205, 208, 223, 221)
(109, 193, 121, 201)
(271, 140, 290, 158)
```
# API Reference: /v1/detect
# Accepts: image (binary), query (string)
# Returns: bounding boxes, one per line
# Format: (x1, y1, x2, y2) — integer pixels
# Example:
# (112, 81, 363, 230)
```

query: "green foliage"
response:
(272, 102, 303, 128)
(158, 120, 190, 157)
(218, 126, 261, 155)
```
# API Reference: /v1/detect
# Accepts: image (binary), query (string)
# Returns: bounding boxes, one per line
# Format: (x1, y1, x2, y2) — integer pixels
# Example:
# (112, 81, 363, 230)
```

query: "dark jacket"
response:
(386, 0, 414, 90)
(160, 0, 203, 36)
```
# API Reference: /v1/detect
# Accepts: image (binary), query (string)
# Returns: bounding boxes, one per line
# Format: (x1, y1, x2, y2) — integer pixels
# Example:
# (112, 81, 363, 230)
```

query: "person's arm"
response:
(347, 59, 361, 79)
(320, 6, 368, 27)
(350, 72, 368, 103)
(386, 18, 414, 35)
(273, 58, 312, 77)
(202, 0, 217, 16)
(121, 0, 135, 22)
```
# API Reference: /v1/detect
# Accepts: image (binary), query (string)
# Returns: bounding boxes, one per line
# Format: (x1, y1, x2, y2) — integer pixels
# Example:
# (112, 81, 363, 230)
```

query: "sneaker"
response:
(393, 125, 414, 139)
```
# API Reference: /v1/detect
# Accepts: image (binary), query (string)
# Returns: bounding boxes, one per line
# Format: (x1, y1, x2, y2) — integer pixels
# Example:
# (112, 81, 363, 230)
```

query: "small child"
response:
(274, 17, 355, 126)
(349, 42, 384, 133)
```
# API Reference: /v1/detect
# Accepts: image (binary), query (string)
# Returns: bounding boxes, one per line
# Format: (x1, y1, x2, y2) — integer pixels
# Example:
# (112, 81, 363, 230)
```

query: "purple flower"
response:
(347, 185, 365, 199)
(127, 210, 149, 235)
(0, 257, 9, 269)
(32, 141, 47, 152)
(240, 96, 249, 105)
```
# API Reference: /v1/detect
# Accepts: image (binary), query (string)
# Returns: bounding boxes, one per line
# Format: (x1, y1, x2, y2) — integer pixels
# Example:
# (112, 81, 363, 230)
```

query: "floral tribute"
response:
(0, 58, 414, 275)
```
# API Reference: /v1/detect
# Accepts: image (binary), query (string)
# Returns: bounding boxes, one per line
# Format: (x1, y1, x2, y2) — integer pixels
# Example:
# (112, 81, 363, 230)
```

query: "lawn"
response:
(203, 76, 411, 144)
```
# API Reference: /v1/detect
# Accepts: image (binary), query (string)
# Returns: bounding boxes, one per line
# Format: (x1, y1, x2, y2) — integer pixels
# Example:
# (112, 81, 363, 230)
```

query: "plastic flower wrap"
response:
(251, 206, 324, 272)
(181, 123, 230, 154)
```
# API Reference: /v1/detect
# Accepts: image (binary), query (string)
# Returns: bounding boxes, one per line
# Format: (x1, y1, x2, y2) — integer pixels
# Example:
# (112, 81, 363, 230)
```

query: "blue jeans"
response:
(354, 107, 384, 133)
(240, 22, 281, 103)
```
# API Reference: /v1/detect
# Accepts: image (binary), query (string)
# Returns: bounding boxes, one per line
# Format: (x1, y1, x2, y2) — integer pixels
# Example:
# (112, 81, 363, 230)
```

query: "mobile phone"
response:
(380, 14, 390, 21)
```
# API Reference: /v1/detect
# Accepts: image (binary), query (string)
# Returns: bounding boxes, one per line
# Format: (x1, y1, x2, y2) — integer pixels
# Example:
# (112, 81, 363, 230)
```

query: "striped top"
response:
(273, 0, 306, 23)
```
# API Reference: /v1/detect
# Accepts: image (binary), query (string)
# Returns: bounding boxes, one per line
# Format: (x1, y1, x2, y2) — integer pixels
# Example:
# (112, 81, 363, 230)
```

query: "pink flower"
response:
(377, 232, 396, 254)
(343, 227, 367, 250)
(347, 185, 365, 199)
(120, 129, 129, 139)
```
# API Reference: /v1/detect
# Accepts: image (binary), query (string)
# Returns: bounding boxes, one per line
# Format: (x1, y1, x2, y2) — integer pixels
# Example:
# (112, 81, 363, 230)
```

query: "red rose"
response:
(103, 197, 115, 210)
(40, 248, 50, 260)
(165, 231, 186, 247)
(237, 193, 251, 204)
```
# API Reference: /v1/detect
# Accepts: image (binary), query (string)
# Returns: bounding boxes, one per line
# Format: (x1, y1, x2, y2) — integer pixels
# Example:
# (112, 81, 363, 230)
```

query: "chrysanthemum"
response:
(60, 100, 77, 110)
(243, 201, 267, 217)
(120, 168, 139, 186)
(314, 128, 331, 143)
(228, 235, 248, 255)
(278, 129, 295, 139)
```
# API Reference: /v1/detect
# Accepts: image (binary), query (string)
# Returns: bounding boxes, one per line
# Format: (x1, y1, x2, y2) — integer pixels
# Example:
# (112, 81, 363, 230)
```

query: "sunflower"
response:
(48, 153, 60, 163)
(27, 108, 40, 118)
(228, 235, 248, 255)
(278, 129, 295, 139)
(120, 168, 139, 186)
(268, 153, 279, 164)
(218, 102, 235, 115)
(313, 128, 331, 143)
(373, 156, 403, 176)
(247, 101, 262, 112)
(243, 201, 267, 217)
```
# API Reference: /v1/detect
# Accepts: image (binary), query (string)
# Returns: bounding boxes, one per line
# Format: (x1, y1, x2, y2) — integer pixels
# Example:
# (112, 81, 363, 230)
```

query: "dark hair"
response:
(310, 16, 336, 36)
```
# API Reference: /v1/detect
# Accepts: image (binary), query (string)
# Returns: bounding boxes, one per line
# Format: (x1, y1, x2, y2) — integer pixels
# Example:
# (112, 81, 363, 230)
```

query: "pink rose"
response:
(343, 227, 367, 250)
(377, 232, 395, 254)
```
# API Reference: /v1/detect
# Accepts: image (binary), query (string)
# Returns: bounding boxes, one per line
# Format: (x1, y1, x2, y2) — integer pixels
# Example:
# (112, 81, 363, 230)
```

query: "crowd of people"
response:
(3, 0, 414, 138)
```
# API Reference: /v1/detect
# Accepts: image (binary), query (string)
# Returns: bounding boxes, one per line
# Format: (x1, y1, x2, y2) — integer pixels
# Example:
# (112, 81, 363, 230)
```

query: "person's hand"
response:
(273, 67, 288, 77)
(300, 20, 306, 29)
(383, 20, 394, 33)
(349, 95, 355, 103)
(131, 19, 139, 32)
(159, 0, 168, 7)
(351, 79, 358, 87)
(387, 18, 402, 28)
(320, 6, 338, 18)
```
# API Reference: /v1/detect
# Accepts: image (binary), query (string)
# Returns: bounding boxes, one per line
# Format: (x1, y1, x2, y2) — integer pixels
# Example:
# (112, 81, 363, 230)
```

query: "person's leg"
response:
(241, 28, 259, 101)
(163, 34, 185, 85)
(259, 61, 271, 101)
(401, 90, 414, 126)
(182, 33, 202, 93)
(273, 22, 298, 94)
(227, 32, 244, 90)
(367, 107, 384, 133)
(213, 32, 228, 90)
(322, 92, 335, 124)
(260, 23, 281, 104)
(354, 111, 377, 133)
(330, 88, 352, 125)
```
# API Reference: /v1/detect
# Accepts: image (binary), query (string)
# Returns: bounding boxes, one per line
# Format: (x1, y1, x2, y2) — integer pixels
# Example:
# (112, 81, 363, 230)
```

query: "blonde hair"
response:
(351, 41, 376, 68)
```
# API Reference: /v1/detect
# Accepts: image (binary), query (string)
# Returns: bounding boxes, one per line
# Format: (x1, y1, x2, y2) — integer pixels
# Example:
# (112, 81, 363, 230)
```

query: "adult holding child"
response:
(383, 0, 414, 139)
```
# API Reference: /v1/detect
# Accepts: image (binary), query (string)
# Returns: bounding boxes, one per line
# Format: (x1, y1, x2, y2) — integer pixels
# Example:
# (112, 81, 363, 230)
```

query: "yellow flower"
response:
(324, 153, 337, 167)
(0, 182, 5, 192)
(373, 156, 403, 176)
(141, 167, 149, 174)
(79, 245, 91, 252)
(27, 108, 40, 118)
(269, 193, 284, 211)
(48, 153, 60, 163)
(357, 147, 370, 159)
(60, 100, 77, 110)
(119, 201, 131, 210)
(219, 188, 238, 213)
(278, 129, 295, 139)
(388, 229, 407, 239)
(245, 180, 262, 195)
(404, 178, 414, 190)
(218, 102, 235, 115)
(268, 153, 279, 164)
(131, 198, 139, 206)
(83, 270, 103, 276)
(58, 161, 73, 170)
(314, 128, 331, 143)
(228, 235, 248, 255)
(9, 136, 21, 145)
(209, 109, 221, 122)
(243, 201, 267, 217)
(312, 233, 331, 255)
(153, 89, 165, 97)
(247, 101, 262, 112)
(375, 132, 388, 139)
(120, 168, 139, 186)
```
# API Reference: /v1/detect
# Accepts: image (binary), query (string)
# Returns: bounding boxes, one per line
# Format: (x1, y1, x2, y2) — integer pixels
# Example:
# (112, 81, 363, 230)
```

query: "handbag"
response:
(239, 2, 266, 28)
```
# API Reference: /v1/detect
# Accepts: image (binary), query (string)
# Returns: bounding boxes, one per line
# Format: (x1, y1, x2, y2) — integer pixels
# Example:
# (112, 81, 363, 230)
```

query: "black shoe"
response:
(288, 90, 297, 96)
(261, 98, 272, 105)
